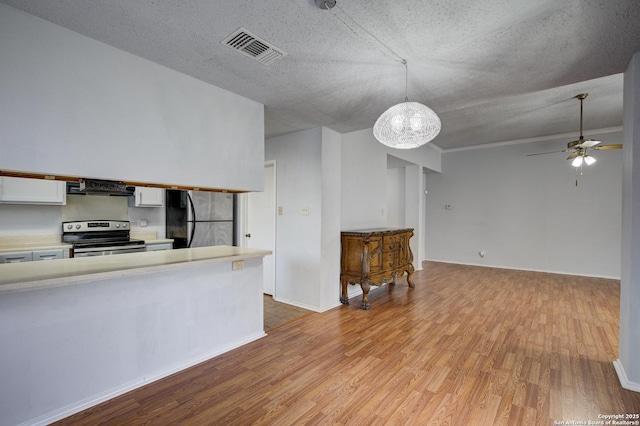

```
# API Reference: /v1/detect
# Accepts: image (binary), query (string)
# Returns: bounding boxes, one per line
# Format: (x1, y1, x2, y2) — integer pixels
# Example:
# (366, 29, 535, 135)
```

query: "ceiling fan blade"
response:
(526, 149, 568, 156)
(566, 151, 580, 160)
(593, 144, 623, 150)
(578, 139, 601, 148)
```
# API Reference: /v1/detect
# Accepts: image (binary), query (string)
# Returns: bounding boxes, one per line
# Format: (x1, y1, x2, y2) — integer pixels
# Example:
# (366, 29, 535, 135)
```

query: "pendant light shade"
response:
(373, 59, 441, 149)
(373, 101, 441, 149)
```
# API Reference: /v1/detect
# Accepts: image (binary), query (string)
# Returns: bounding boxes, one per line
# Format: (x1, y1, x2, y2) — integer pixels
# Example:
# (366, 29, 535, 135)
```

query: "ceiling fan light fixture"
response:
(572, 156, 584, 167)
(584, 155, 596, 166)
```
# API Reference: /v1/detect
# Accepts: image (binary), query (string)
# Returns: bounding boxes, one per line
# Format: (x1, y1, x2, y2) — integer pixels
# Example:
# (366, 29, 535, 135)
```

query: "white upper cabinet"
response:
(134, 187, 164, 207)
(0, 177, 66, 205)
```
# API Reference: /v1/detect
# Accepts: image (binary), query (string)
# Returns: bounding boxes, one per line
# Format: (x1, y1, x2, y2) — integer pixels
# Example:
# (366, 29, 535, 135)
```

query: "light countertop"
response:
(144, 238, 174, 245)
(0, 235, 72, 253)
(130, 231, 174, 245)
(0, 246, 271, 293)
(0, 234, 174, 253)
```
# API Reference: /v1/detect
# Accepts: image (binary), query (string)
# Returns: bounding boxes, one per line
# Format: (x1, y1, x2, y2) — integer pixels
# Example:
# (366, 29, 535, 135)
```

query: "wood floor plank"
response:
(53, 262, 640, 425)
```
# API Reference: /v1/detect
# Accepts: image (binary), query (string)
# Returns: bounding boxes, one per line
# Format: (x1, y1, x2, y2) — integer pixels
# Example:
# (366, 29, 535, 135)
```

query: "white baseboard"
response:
(21, 332, 267, 426)
(613, 359, 640, 393)
(425, 258, 621, 280)
(321, 300, 346, 312)
(272, 296, 321, 312)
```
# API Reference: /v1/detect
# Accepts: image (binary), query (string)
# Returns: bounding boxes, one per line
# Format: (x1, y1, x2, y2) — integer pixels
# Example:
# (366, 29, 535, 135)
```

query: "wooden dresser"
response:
(340, 228, 415, 310)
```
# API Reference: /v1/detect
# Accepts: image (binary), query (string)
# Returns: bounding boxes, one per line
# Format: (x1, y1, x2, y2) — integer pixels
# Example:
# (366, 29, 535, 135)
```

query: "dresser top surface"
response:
(341, 228, 413, 236)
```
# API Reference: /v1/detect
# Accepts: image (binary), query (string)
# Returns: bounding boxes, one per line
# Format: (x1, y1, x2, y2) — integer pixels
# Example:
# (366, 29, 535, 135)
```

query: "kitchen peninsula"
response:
(0, 246, 271, 426)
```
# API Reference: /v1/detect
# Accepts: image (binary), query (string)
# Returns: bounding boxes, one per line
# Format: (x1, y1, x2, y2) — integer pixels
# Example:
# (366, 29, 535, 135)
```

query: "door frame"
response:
(239, 160, 277, 296)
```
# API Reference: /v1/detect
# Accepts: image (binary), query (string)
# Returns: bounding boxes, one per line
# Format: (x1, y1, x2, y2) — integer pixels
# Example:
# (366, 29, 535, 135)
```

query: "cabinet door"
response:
(134, 187, 164, 207)
(0, 251, 33, 263)
(0, 177, 66, 205)
(33, 249, 64, 261)
(146, 242, 173, 251)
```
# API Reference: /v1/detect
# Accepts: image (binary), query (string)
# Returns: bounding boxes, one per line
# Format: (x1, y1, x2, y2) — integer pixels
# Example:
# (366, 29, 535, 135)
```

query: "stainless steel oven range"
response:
(62, 220, 146, 257)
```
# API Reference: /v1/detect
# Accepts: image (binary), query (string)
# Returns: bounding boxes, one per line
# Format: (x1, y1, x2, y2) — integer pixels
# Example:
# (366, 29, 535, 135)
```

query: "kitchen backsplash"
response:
(0, 194, 165, 237)
(62, 194, 128, 222)
(0, 203, 62, 237)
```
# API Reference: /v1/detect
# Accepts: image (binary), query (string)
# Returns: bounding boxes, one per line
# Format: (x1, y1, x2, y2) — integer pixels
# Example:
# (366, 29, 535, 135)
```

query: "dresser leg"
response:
(360, 281, 371, 310)
(406, 264, 415, 288)
(340, 277, 349, 304)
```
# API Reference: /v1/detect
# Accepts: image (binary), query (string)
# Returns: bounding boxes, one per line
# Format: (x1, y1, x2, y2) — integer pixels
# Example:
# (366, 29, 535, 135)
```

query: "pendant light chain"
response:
(404, 59, 409, 101)
(319, 0, 441, 149)
(325, 1, 405, 64)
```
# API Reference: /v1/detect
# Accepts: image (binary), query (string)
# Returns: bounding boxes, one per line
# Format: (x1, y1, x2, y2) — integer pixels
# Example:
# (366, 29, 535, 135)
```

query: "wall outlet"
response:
(232, 260, 245, 271)
(301, 206, 310, 215)
(445, 204, 453, 210)
(278, 206, 283, 215)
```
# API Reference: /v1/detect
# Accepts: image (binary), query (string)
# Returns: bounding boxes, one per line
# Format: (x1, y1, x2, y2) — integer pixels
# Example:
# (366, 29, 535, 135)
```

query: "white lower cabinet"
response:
(0, 177, 67, 205)
(0, 251, 33, 263)
(1, 249, 65, 263)
(146, 242, 173, 251)
(33, 249, 65, 261)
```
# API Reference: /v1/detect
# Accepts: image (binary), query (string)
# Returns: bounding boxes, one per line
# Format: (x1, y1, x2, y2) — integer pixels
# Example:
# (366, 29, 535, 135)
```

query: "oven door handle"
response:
(73, 244, 147, 254)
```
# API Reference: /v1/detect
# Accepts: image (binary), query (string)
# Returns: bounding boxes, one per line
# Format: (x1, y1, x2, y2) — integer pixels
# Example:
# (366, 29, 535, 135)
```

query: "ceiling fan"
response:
(527, 93, 622, 173)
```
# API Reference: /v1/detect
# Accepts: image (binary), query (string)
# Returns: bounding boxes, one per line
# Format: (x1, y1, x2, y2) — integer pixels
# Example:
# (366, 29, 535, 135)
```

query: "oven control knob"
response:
(122, 223, 128, 228)
(75, 224, 81, 230)
(67, 224, 73, 230)
(115, 223, 120, 228)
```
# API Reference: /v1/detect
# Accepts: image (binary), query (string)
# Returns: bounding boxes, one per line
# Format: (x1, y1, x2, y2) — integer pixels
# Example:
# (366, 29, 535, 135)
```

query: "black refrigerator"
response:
(165, 190, 236, 249)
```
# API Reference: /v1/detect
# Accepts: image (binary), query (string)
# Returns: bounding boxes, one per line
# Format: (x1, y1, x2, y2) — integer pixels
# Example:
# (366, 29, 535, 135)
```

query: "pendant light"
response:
(373, 60, 441, 149)
(315, 1, 441, 150)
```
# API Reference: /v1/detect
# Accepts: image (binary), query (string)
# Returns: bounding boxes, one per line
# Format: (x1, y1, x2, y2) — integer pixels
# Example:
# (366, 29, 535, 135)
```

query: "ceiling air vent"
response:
(222, 28, 287, 66)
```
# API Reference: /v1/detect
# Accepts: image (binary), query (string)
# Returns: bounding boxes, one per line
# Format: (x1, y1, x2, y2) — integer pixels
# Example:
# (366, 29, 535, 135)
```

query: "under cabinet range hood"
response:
(67, 179, 134, 196)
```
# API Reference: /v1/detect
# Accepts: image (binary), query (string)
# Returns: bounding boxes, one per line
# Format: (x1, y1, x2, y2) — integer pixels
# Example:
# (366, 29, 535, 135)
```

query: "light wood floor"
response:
(55, 262, 640, 425)
(263, 294, 313, 331)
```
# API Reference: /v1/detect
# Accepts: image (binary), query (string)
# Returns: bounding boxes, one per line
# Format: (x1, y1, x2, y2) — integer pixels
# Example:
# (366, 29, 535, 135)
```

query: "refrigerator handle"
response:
(187, 192, 196, 248)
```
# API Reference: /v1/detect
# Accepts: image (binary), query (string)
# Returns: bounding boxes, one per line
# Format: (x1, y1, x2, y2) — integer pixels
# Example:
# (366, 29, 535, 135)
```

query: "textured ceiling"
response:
(2, 0, 639, 150)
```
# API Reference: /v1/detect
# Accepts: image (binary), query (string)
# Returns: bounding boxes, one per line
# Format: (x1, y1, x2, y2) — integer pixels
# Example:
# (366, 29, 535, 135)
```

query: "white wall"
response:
(264, 127, 343, 312)
(425, 131, 623, 278)
(0, 258, 265, 426)
(341, 128, 441, 269)
(320, 127, 342, 310)
(0, 3, 264, 192)
(386, 167, 406, 227)
(0, 204, 62, 237)
(266, 128, 323, 310)
(616, 51, 640, 392)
